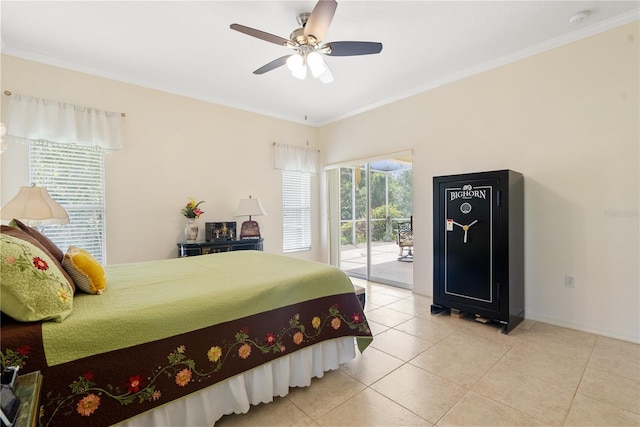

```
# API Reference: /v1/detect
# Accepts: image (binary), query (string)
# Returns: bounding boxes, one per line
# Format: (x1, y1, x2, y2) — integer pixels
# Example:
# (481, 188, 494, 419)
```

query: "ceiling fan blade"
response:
(230, 23, 291, 46)
(253, 55, 291, 75)
(324, 41, 383, 56)
(304, 0, 337, 42)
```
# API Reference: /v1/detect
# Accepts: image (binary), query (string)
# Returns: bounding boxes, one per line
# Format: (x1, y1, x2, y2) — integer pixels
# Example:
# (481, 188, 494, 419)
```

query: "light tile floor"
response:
(215, 280, 640, 426)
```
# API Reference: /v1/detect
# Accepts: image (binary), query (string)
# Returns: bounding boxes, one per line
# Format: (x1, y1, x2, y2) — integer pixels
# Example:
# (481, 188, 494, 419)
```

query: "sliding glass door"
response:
(338, 163, 368, 279)
(332, 155, 413, 288)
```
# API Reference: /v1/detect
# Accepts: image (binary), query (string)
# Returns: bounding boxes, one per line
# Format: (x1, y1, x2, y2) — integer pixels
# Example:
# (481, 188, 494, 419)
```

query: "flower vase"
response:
(185, 218, 198, 243)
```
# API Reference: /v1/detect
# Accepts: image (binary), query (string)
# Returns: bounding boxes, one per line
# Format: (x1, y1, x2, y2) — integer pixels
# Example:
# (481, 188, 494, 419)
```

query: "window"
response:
(30, 140, 106, 263)
(282, 170, 311, 252)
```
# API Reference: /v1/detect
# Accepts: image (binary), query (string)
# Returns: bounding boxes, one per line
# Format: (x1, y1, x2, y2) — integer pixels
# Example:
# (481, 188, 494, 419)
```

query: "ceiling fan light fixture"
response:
(293, 65, 307, 80)
(286, 53, 305, 79)
(231, 0, 382, 83)
(286, 53, 303, 71)
(307, 51, 327, 78)
(318, 66, 334, 84)
(286, 53, 307, 79)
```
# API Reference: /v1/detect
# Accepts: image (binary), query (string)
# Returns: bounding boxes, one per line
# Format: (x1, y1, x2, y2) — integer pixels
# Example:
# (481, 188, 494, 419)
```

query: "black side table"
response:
(177, 239, 264, 257)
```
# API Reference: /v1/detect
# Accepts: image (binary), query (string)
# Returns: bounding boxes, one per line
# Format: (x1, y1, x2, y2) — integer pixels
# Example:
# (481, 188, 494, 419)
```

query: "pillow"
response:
(10, 219, 65, 262)
(3, 223, 75, 294)
(62, 246, 106, 295)
(0, 229, 74, 322)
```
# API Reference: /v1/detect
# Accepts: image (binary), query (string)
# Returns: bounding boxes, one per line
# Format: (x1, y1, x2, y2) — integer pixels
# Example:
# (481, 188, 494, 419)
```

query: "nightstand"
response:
(13, 371, 42, 427)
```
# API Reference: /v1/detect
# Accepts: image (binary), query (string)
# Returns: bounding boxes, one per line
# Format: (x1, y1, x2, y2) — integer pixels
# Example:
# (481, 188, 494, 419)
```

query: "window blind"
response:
(282, 170, 311, 252)
(30, 141, 106, 263)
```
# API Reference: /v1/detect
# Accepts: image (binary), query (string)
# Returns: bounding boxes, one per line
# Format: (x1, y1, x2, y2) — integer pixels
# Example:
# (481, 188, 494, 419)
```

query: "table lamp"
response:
(1, 186, 69, 228)
(234, 195, 267, 239)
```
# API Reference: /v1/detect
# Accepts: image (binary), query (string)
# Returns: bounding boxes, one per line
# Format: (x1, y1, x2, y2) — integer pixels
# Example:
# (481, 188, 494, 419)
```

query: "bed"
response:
(0, 226, 372, 427)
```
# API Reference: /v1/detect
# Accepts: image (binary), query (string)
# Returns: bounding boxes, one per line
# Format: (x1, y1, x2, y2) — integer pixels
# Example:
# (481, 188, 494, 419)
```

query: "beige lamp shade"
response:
(234, 196, 267, 220)
(1, 186, 69, 227)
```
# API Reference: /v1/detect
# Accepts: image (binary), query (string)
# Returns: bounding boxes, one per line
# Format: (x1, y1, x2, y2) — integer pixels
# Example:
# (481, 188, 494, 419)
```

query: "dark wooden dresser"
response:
(177, 239, 264, 257)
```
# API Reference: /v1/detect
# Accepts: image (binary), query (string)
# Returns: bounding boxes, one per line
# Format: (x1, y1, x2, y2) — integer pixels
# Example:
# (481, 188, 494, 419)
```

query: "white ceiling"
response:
(2, 1, 638, 126)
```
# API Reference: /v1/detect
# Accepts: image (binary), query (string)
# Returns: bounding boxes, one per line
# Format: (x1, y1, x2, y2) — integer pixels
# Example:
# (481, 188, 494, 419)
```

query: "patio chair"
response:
(397, 220, 413, 262)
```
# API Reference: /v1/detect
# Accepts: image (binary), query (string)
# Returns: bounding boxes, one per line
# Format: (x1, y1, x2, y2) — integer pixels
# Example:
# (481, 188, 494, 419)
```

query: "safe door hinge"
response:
(496, 190, 502, 207)
(497, 283, 501, 299)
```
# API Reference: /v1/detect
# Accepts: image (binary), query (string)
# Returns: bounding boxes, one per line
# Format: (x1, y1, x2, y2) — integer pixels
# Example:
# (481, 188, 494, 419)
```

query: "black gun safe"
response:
(431, 169, 524, 333)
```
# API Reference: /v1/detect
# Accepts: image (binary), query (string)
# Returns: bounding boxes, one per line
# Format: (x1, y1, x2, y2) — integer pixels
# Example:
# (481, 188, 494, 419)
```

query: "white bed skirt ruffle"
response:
(118, 337, 357, 426)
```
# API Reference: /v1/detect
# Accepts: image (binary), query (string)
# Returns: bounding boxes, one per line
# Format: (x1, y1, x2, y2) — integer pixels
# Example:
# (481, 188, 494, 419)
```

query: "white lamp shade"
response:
(286, 53, 303, 72)
(307, 52, 327, 78)
(318, 65, 334, 84)
(286, 54, 307, 80)
(1, 186, 69, 227)
(291, 65, 307, 80)
(234, 197, 267, 218)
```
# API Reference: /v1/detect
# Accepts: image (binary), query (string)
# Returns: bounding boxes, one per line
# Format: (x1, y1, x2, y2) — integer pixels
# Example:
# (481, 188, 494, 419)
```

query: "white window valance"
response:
(273, 143, 319, 174)
(6, 93, 124, 151)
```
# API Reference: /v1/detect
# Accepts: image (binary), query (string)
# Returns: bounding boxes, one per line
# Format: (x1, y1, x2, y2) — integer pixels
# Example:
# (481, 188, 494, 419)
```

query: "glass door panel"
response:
(337, 158, 413, 288)
(339, 164, 368, 279)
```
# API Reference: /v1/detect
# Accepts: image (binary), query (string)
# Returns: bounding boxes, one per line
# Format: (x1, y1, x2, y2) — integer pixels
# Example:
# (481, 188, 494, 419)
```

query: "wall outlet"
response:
(564, 275, 575, 288)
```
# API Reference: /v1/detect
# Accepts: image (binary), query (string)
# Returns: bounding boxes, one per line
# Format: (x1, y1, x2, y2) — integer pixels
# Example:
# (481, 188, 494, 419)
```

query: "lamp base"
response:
(239, 220, 261, 239)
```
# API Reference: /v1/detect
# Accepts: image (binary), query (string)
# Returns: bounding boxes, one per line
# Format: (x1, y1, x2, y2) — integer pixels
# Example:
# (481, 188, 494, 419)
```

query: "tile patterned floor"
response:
(215, 280, 640, 426)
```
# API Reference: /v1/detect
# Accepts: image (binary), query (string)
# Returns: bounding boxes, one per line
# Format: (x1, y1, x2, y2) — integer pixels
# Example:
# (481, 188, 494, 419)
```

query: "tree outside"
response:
(340, 165, 412, 245)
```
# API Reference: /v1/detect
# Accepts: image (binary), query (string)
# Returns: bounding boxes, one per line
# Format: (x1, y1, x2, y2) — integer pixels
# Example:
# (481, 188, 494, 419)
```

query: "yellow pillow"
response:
(62, 246, 106, 294)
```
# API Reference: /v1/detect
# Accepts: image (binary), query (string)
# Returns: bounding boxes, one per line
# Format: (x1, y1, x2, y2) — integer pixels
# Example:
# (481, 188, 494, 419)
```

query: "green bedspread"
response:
(42, 251, 359, 366)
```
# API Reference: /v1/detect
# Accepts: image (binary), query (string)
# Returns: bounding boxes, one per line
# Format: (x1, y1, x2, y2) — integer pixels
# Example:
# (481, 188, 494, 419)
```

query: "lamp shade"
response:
(319, 66, 335, 84)
(234, 196, 267, 219)
(307, 52, 327, 78)
(1, 186, 69, 227)
(286, 53, 307, 80)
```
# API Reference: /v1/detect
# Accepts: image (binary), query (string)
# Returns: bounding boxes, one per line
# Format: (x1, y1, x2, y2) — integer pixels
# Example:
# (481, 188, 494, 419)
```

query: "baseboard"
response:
(525, 311, 639, 344)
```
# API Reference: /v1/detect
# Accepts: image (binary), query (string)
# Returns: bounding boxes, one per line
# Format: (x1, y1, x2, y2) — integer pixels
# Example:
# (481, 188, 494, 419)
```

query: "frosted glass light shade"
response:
(307, 52, 327, 78)
(286, 54, 306, 80)
(286, 53, 303, 72)
(318, 66, 334, 84)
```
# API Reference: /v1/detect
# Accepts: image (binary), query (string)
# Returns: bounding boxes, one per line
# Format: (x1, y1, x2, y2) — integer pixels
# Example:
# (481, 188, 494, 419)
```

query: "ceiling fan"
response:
(230, 0, 383, 83)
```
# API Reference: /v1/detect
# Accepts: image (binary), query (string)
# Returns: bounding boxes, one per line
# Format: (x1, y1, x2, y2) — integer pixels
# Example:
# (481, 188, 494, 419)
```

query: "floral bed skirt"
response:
(118, 336, 357, 426)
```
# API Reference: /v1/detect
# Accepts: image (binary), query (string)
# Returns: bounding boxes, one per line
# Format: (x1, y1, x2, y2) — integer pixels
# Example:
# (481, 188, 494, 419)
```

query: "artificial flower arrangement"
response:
(181, 198, 205, 219)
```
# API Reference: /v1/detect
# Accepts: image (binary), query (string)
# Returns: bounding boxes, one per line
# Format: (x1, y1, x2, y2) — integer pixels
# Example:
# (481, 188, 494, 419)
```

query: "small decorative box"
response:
(205, 222, 237, 242)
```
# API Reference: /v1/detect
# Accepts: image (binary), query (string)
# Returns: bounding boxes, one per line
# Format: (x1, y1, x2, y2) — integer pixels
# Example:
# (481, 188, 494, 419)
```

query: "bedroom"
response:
(1, 1, 638, 426)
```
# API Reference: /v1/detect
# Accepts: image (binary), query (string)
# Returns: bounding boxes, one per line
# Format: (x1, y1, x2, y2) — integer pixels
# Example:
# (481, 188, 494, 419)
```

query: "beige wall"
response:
(1, 22, 638, 342)
(319, 23, 639, 342)
(1, 55, 321, 264)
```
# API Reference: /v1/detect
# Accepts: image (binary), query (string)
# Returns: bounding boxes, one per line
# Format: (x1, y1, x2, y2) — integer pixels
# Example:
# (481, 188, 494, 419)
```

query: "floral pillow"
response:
(7, 220, 76, 294)
(10, 218, 65, 262)
(0, 230, 74, 322)
(62, 246, 106, 295)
